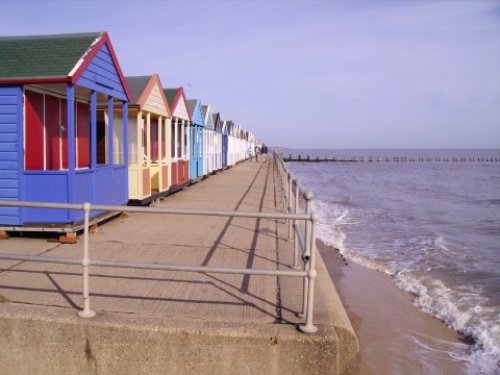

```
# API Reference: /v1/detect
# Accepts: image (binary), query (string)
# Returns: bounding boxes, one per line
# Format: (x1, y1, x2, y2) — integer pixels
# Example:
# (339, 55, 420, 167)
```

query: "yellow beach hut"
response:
(118, 74, 171, 204)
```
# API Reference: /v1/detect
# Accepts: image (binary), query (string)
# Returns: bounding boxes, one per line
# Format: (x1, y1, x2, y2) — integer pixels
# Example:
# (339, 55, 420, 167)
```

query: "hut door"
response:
(150, 118, 158, 163)
(96, 111, 106, 164)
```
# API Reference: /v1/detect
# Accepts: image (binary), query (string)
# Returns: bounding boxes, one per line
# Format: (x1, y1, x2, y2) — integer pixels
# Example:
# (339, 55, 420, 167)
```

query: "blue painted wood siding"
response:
(189, 100, 205, 179)
(191, 101, 204, 127)
(76, 44, 127, 101)
(0, 86, 22, 225)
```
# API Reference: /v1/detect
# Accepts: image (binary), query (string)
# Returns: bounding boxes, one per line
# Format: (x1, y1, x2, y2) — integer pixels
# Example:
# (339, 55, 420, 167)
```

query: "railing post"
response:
(284, 167, 288, 213)
(300, 210, 319, 333)
(288, 173, 292, 240)
(299, 191, 313, 319)
(78, 202, 96, 318)
(292, 179, 300, 269)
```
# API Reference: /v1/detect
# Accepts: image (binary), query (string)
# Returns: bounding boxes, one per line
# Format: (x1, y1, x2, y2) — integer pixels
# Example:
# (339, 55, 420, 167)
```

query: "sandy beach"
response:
(318, 240, 471, 375)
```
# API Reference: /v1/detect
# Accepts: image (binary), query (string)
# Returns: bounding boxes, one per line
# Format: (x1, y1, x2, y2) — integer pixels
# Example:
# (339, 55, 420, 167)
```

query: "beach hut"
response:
(118, 75, 171, 204)
(212, 112, 222, 171)
(0, 32, 130, 229)
(186, 99, 204, 180)
(238, 126, 247, 162)
(221, 119, 229, 169)
(201, 104, 215, 175)
(226, 120, 233, 166)
(164, 88, 190, 187)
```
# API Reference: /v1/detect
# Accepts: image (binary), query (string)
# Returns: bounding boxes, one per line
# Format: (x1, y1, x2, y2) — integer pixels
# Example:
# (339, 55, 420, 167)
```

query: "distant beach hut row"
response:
(0, 32, 260, 230)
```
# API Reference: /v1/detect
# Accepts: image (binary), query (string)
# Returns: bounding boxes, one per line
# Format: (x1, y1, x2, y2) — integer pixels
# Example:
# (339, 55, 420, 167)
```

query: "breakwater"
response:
(283, 154, 500, 163)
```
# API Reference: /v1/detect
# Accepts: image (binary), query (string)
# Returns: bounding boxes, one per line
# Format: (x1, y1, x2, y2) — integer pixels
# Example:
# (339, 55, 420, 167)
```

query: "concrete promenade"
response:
(0, 159, 358, 374)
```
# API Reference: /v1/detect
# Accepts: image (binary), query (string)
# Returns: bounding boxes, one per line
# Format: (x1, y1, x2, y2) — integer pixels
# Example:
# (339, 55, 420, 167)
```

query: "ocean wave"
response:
(394, 273, 500, 374)
(314, 205, 499, 374)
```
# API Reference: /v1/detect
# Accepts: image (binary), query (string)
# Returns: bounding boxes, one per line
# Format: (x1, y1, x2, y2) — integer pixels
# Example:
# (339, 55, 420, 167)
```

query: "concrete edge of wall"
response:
(0, 298, 354, 375)
(314, 250, 360, 373)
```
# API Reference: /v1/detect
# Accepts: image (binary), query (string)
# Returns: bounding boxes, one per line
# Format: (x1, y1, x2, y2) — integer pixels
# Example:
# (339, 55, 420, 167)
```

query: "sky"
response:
(1, 0, 499, 149)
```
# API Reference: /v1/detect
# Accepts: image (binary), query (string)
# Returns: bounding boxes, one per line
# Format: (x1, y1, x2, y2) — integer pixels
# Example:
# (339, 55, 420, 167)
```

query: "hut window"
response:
(25, 91, 91, 171)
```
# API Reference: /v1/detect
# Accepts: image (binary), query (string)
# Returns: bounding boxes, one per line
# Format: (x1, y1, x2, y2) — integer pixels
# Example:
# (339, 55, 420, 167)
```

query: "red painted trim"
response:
(0, 77, 68, 85)
(70, 32, 131, 101)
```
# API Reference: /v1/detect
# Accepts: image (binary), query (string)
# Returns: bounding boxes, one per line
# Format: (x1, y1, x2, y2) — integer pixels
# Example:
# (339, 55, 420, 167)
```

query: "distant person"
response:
(261, 144, 268, 161)
(248, 147, 253, 161)
(254, 146, 261, 162)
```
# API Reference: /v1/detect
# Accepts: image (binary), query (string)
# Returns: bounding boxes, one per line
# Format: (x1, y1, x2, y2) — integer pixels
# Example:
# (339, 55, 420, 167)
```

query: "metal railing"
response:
(0, 165, 319, 332)
(273, 151, 319, 333)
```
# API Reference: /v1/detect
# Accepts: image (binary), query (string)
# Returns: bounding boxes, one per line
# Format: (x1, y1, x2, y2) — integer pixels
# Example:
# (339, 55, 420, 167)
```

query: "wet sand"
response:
(318, 240, 471, 375)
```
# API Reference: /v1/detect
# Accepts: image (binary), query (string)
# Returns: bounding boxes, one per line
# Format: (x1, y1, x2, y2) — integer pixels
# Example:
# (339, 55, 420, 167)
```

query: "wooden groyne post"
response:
(282, 155, 500, 163)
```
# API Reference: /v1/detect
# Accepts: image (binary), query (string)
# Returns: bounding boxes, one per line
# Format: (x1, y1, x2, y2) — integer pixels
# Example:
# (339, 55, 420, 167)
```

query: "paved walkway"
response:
(0, 158, 359, 374)
(0, 159, 300, 323)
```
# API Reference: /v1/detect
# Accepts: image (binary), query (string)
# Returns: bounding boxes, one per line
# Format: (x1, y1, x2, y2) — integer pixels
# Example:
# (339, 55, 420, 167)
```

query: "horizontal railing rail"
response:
(0, 162, 320, 333)
(0, 253, 308, 277)
(0, 201, 310, 221)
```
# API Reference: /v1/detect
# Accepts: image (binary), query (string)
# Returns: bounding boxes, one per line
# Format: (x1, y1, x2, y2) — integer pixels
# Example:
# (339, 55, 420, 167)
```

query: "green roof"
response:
(0, 32, 102, 80)
(163, 88, 179, 106)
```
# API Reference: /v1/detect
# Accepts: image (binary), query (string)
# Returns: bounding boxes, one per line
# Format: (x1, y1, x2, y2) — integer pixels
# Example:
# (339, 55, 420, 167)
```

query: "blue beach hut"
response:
(186, 99, 204, 180)
(0, 32, 130, 228)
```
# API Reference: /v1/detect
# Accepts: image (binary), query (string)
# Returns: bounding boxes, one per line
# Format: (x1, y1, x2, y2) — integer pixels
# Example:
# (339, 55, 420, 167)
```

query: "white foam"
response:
(394, 273, 500, 374)
(313, 196, 500, 374)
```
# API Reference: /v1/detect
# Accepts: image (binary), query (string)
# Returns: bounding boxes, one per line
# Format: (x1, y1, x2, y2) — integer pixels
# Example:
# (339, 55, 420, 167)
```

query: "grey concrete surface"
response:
(0, 159, 359, 374)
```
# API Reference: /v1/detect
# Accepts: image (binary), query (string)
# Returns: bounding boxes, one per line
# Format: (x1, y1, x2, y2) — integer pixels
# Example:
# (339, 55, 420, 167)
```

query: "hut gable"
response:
(186, 99, 204, 127)
(212, 112, 221, 133)
(142, 80, 170, 118)
(127, 75, 170, 117)
(75, 40, 128, 100)
(202, 105, 214, 130)
(164, 88, 189, 121)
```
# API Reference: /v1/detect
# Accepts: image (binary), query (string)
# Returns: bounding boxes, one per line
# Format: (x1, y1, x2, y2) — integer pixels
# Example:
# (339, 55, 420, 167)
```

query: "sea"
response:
(280, 149, 499, 374)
